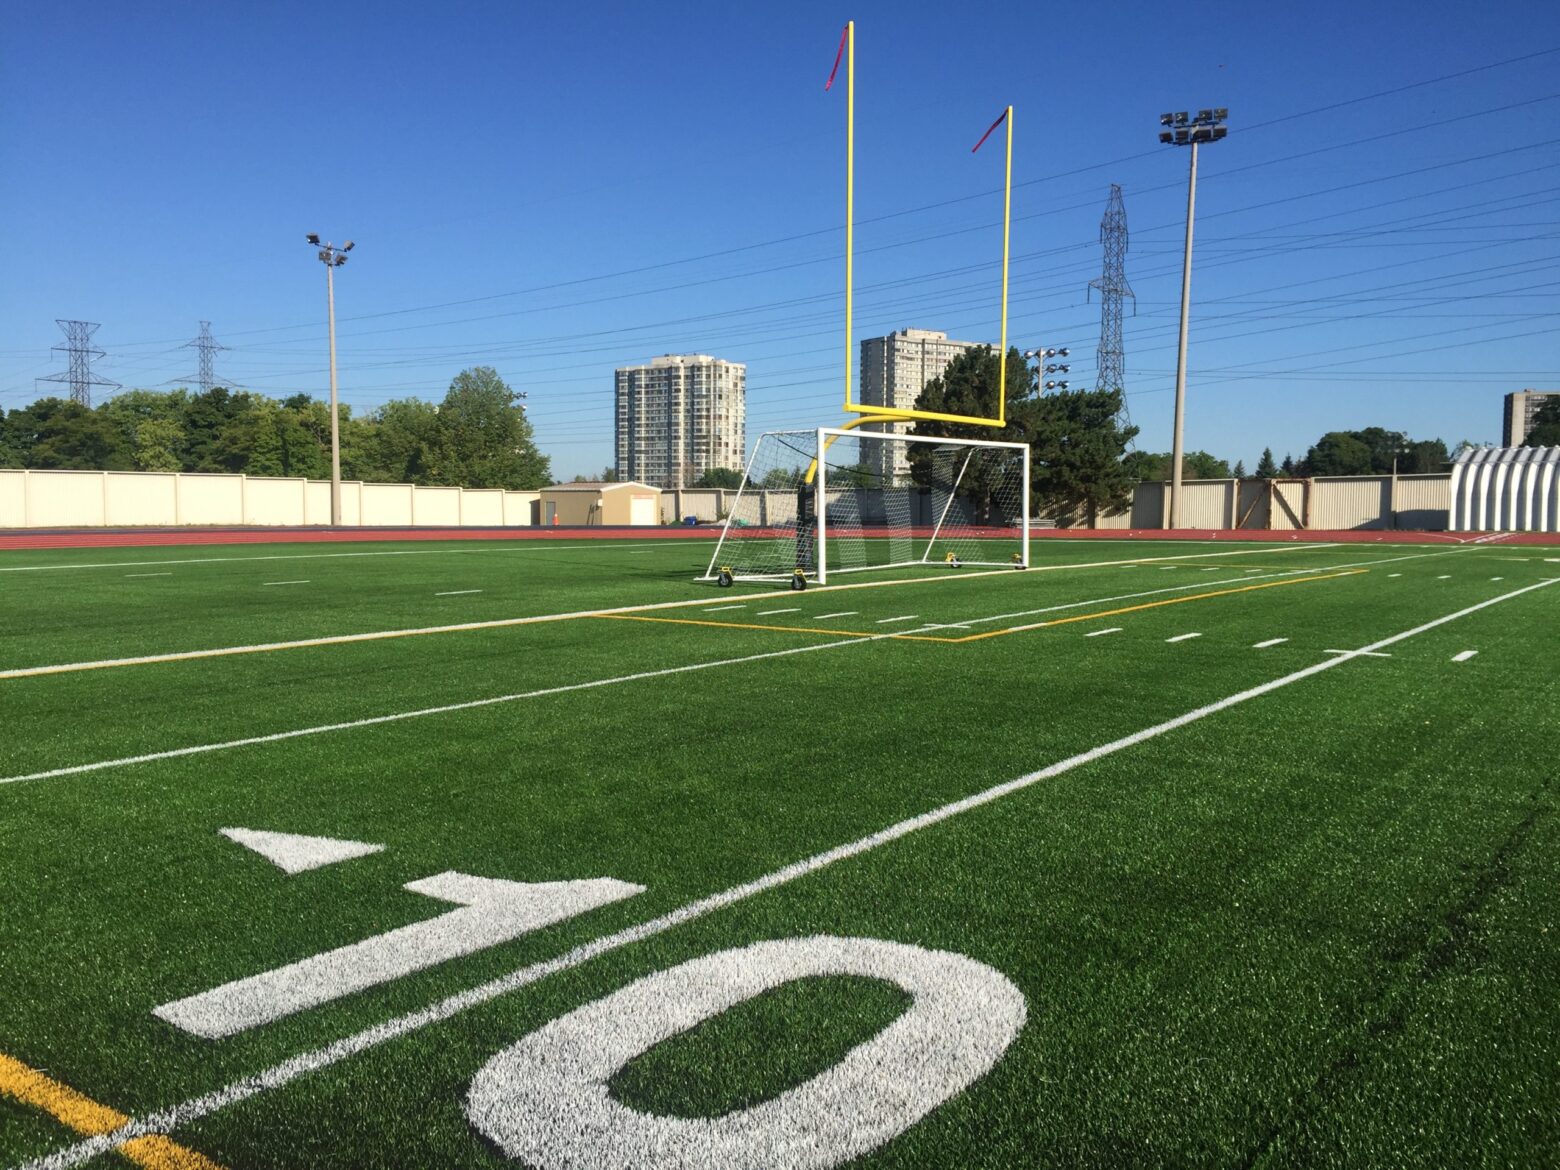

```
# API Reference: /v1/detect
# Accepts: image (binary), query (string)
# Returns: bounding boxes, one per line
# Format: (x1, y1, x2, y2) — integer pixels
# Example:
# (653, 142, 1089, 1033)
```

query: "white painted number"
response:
(155, 872, 643, 1038)
(466, 935, 1026, 1169)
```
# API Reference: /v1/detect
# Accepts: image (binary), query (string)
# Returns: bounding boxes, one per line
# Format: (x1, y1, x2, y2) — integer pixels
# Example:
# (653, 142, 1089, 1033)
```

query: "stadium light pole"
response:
(307, 234, 354, 526)
(1158, 108, 1226, 528)
(1024, 346, 1071, 393)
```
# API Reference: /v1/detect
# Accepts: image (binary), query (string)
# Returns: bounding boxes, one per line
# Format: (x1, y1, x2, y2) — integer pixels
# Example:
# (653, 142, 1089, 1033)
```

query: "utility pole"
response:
(306, 234, 354, 526)
(38, 320, 120, 407)
(1158, 108, 1227, 528)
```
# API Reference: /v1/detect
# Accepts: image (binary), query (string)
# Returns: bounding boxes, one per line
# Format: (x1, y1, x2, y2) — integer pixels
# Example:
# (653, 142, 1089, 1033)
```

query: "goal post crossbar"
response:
(701, 428, 1030, 586)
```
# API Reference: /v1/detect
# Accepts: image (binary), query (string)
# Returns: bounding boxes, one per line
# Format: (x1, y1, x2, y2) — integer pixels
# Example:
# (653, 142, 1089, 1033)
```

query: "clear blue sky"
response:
(3, 0, 1557, 477)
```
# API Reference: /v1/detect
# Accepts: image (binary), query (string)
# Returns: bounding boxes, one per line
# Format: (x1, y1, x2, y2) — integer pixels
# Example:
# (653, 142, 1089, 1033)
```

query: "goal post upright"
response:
(1021, 443, 1031, 569)
(815, 427, 828, 585)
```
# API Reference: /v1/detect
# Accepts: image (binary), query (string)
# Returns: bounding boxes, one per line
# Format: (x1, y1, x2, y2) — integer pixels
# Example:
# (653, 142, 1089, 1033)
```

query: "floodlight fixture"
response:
(343, 240, 355, 251)
(306, 232, 320, 245)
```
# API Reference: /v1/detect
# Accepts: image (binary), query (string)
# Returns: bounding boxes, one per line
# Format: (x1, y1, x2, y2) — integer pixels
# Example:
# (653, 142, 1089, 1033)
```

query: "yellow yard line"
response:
(948, 569, 1367, 641)
(0, 1051, 227, 1170)
(596, 570, 1367, 646)
(590, 613, 957, 642)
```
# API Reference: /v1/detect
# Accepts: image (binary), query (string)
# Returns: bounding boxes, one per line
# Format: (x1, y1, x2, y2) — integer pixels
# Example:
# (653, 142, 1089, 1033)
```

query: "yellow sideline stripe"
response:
(590, 614, 952, 642)
(948, 569, 1367, 641)
(595, 570, 1366, 645)
(0, 1051, 227, 1170)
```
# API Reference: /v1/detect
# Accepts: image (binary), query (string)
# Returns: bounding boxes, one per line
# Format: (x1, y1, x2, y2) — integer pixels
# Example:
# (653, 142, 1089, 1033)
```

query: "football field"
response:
(1, 535, 1557, 1169)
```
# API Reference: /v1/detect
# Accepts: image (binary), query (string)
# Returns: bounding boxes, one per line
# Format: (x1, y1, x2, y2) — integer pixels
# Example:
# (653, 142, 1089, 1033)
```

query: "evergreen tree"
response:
(911, 346, 1138, 525)
(1255, 447, 1279, 478)
(1232, 459, 1246, 478)
(1280, 453, 1295, 475)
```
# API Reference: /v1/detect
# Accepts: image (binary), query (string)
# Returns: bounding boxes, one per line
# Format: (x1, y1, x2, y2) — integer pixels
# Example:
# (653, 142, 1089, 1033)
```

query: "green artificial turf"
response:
(0, 535, 1556, 1168)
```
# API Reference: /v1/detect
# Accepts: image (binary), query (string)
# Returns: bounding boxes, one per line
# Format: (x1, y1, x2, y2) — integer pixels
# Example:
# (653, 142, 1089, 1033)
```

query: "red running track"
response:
(3, 525, 1558, 551)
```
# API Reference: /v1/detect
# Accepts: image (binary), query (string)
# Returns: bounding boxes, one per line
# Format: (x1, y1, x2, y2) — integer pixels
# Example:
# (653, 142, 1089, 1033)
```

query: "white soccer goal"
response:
(702, 428, 1030, 587)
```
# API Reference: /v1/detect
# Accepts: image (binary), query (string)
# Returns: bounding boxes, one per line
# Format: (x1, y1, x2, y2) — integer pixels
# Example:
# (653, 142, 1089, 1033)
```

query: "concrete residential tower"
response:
(615, 354, 746, 488)
(859, 328, 984, 478)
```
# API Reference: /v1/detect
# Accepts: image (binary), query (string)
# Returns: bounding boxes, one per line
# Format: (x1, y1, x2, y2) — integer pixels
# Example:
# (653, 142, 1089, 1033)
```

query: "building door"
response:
(630, 495, 657, 526)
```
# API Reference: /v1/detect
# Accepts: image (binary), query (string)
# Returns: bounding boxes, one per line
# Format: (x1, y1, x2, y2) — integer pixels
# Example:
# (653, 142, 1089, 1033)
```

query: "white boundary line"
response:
(0, 542, 719, 573)
(23, 577, 1557, 1170)
(0, 544, 1345, 681)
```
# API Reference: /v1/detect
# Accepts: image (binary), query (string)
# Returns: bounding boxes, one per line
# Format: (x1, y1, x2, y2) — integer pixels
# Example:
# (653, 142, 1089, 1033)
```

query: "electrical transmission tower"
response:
(1087, 184, 1134, 416)
(183, 321, 228, 392)
(38, 320, 120, 407)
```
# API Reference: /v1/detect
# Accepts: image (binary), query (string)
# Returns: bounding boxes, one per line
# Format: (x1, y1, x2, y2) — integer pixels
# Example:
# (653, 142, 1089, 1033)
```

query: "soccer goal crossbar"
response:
(702, 428, 1031, 587)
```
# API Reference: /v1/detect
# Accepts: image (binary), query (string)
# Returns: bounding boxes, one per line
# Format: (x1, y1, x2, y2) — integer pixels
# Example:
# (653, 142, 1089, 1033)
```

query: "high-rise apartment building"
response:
(1503, 389, 1560, 446)
(615, 354, 746, 488)
(858, 328, 985, 478)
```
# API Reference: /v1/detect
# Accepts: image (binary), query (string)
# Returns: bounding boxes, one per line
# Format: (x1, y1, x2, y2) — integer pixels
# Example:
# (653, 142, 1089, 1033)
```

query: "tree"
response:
(361, 398, 447, 484)
(182, 387, 250, 471)
(1300, 432, 1374, 476)
(438, 367, 550, 489)
(24, 400, 132, 470)
(1280, 453, 1296, 475)
(1523, 398, 1560, 448)
(911, 346, 1139, 525)
(133, 419, 185, 471)
(599, 466, 621, 483)
(692, 467, 744, 489)
(1232, 459, 1247, 479)
(1297, 428, 1447, 476)
(1121, 450, 1231, 481)
(1255, 448, 1279, 478)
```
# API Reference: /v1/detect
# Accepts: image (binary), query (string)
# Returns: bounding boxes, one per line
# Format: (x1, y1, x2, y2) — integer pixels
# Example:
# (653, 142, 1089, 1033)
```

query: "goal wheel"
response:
(944, 552, 962, 568)
(716, 569, 734, 588)
(790, 570, 808, 591)
(1011, 553, 1026, 570)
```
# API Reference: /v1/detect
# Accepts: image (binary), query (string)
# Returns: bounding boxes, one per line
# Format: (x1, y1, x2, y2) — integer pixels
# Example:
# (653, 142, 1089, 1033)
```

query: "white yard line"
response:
(0, 624, 954, 788)
(1324, 649, 1392, 658)
(1438, 575, 1452, 579)
(262, 581, 311, 587)
(1452, 650, 1479, 662)
(0, 545, 1459, 683)
(1085, 627, 1123, 637)
(0, 542, 717, 573)
(813, 612, 858, 620)
(756, 609, 801, 616)
(28, 577, 1557, 1170)
(435, 590, 483, 597)
(875, 615, 919, 624)
(703, 605, 746, 612)
(123, 572, 171, 578)
(1166, 633, 1202, 643)
(1253, 638, 1289, 649)
(1388, 573, 1402, 578)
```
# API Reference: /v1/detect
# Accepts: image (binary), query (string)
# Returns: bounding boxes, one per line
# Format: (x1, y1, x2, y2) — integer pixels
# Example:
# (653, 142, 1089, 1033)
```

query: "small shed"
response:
(538, 481, 663, 527)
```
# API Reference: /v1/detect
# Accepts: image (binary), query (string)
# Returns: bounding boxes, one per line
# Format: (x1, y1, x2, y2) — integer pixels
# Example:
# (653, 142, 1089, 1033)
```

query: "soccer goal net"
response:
(702, 428, 1030, 586)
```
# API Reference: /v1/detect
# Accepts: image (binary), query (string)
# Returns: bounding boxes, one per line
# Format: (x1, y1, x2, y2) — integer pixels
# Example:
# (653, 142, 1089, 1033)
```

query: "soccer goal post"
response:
(702, 428, 1030, 587)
